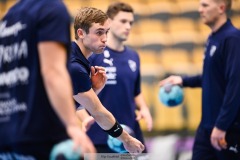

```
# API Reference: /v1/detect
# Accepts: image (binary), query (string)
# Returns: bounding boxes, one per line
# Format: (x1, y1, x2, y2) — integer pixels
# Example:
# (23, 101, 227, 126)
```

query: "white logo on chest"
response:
(229, 144, 238, 153)
(103, 50, 113, 66)
(103, 58, 113, 66)
(0, 21, 27, 38)
(128, 60, 136, 72)
(210, 45, 216, 57)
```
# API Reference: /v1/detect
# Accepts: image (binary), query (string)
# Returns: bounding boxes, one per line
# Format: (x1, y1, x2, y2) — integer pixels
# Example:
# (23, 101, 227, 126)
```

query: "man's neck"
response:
(74, 40, 92, 59)
(210, 16, 227, 33)
(107, 34, 124, 52)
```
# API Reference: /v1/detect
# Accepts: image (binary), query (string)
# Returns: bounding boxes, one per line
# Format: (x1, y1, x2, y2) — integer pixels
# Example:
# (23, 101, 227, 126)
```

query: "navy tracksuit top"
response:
(183, 19, 240, 131)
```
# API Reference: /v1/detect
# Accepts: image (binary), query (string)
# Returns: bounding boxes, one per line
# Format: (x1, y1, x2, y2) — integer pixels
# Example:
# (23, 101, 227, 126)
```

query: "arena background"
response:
(1, 0, 239, 159)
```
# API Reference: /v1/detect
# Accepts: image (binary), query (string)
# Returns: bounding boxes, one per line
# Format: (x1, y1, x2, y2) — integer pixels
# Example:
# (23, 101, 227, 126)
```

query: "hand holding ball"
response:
(159, 83, 184, 107)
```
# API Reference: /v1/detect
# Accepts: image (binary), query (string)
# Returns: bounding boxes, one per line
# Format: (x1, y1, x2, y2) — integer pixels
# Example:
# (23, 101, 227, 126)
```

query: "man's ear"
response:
(77, 28, 85, 39)
(219, 2, 226, 14)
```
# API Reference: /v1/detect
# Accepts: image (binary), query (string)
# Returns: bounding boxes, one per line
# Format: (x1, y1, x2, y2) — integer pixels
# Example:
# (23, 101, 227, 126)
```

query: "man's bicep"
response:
(38, 42, 67, 74)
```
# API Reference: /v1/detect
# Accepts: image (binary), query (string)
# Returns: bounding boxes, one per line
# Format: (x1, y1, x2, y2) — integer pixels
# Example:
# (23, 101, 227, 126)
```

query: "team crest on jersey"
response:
(103, 50, 113, 66)
(128, 60, 136, 72)
(103, 50, 110, 58)
(210, 45, 216, 57)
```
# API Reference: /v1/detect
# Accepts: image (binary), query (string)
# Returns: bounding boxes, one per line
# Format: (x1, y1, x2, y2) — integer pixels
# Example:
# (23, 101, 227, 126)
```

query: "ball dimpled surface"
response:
(107, 124, 135, 153)
(159, 84, 184, 107)
(50, 139, 81, 160)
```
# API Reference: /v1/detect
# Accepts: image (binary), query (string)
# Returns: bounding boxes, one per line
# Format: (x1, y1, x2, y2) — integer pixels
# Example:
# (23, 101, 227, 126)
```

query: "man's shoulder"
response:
(216, 25, 240, 44)
(68, 62, 89, 80)
(223, 28, 240, 42)
(20, 0, 66, 12)
(124, 46, 139, 58)
(125, 45, 137, 53)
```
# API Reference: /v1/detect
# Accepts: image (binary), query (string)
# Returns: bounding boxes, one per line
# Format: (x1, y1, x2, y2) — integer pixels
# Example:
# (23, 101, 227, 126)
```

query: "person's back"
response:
(0, 0, 88, 159)
(0, 0, 71, 138)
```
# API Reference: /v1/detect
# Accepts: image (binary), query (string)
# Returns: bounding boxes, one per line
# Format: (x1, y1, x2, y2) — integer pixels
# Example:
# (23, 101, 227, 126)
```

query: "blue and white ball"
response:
(50, 139, 81, 160)
(107, 124, 135, 153)
(159, 83, 184, 107)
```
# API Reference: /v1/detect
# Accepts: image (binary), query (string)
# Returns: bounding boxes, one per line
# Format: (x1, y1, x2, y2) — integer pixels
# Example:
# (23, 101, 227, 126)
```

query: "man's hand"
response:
(91, 66, 107, 94)
(211, 127, 227, 151)
(158, 75, 183, 87)
(118, 130, 145, 154)
(66, 124, 96, 160)
(82, 116, 95, 132)
(136, 107, 153, 131)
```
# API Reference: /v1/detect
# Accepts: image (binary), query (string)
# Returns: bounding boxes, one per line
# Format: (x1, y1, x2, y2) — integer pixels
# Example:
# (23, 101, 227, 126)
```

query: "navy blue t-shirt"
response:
(68, 42, 92, 108)
(87, 46, 144, 145)
(183, 20, 240, 131)
(0, 0, 71, 146)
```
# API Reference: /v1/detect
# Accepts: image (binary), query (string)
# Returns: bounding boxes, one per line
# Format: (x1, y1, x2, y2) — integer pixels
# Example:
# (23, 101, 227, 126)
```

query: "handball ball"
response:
(159, 83, 184, 107)
(107, 124, 135, 153)
(50, 139, 81, 160)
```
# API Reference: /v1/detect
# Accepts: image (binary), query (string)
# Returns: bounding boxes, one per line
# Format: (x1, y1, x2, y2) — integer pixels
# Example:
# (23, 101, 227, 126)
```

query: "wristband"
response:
(104, 120, 123, 138)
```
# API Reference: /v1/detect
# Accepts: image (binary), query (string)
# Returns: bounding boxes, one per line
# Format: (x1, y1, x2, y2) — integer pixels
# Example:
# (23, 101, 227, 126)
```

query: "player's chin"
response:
(121, 36, 128, 41)
(200, 18, 208, 25)
(94, 48, 105, 54)
(94, 49, 104, 54)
